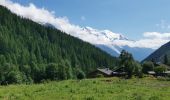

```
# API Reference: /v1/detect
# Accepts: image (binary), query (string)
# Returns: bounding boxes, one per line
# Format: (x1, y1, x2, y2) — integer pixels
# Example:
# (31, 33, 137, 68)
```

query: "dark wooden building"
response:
(88, 67, 127, 78)
(88, 68, 113, 78)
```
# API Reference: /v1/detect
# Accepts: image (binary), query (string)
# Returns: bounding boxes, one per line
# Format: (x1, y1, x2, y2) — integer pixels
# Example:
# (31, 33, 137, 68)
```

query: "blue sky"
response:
(11, 0, 170, 40)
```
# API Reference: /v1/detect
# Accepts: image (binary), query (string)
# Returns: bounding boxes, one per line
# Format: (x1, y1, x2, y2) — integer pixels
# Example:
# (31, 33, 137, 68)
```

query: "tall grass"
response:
(0, 77, 169, 100)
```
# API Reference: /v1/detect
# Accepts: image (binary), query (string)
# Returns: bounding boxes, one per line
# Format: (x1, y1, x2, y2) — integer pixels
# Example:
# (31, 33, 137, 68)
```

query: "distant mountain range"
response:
(45, 24, 154, 61)
(143, 41, 170, 63)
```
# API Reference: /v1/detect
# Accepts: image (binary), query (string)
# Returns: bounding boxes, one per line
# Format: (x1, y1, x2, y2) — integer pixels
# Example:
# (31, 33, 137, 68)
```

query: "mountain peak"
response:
(83, 26, 128, 42)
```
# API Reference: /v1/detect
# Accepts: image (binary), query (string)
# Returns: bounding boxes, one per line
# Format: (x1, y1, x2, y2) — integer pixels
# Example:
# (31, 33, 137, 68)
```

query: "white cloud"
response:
(0, 0, 170, 50)
(0, 0, 121, 45)
(143, 32, 170, 39)
(113, 32, 170, 49)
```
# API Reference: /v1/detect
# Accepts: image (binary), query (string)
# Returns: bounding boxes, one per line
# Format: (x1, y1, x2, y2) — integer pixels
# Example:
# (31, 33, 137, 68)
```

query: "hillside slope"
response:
(0, 1, 155, 61)
(143, 41, 170, 63)
(0, 6, 117, 83)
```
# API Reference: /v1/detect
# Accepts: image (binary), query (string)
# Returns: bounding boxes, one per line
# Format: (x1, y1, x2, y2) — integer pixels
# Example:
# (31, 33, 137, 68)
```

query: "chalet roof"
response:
(97, 68, 113, 75)
(165, 71, 170, 74)
(148, 71, 155, 74)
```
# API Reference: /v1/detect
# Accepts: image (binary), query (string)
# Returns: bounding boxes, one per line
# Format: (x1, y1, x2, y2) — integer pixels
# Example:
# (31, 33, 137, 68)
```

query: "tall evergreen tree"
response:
(0, 5, 118, 84)
(164, 54, 168, 65)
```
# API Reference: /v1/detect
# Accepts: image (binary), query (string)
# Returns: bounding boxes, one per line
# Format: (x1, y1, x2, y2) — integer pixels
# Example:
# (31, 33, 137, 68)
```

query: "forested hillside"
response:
(0, 6, 117, 84)
(143, 41, 170, 65)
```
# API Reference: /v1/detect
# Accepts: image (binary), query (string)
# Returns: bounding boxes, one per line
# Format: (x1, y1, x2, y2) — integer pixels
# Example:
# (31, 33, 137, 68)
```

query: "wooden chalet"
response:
(88, 68, 113, 78)
(112, 66, 127, 76)
(88, 67, 127, 78)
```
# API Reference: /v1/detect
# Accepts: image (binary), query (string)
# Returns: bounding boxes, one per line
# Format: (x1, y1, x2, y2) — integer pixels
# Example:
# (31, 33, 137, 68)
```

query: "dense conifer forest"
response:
(0, 6, 118, 84)
(143, 41, 170, 65)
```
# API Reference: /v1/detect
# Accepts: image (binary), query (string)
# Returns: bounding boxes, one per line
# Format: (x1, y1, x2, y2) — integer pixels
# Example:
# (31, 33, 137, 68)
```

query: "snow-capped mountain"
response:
(44, 24, 154, 61)
(80, 27, 154, 61)
(83, 27, 128, 41)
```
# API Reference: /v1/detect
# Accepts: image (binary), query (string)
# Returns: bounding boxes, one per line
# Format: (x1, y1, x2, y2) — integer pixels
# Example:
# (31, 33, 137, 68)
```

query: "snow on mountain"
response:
(84, 27, 128, 41)
(79, 27, 154, 61)
(44, 23, 154, 61)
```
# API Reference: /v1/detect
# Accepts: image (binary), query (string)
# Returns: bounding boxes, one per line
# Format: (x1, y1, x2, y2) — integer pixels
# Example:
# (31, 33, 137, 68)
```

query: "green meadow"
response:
(0, 77, 169, 100)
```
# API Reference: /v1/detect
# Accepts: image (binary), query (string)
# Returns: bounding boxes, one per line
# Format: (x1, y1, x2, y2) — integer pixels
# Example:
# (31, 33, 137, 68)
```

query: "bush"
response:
(77, 70, 85, 80)
(6, 71, 23, 84)
(58, 64, 67, 80)
(154, 66, 167, 75)
(46, 63, 58, 80)
(142, 61, 154, 74)
(119, 50, 142, 78)
(138, 72, 144, 78)
(124, 61, 142, 78)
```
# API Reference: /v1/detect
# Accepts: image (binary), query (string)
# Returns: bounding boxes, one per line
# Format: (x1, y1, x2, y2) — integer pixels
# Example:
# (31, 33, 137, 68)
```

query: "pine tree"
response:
(0, 6, 118, 84)
(164, 54, 168, 65)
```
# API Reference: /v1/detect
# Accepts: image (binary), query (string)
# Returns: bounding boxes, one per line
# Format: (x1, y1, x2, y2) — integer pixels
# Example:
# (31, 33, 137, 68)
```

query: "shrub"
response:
(6, 71, 23, 84)
(77, 70, 85, 80)
(142, 61, 154, 74)
(46, 63, 58, 80)
(124, 61, 142, 78)
(119, 50, 143, 78)
(154, 66, 167, 75)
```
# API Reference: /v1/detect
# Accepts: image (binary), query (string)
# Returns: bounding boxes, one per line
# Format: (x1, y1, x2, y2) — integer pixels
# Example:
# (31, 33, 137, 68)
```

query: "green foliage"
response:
(76, 69, 86, 80)
(0, 6, 118, 84)
(0, 63, 22, 84)
(119, 50, 142, 78)
(143, 40, 170, 65)
(46, 63, 58, 80)
(133, 61, 143, 77)
(154, 66, 167, 75)
(6, 71, 23, 84)
(142, 61, 154, 74)
(119, 50, 134, 64)
(45, 63, 74, 81)
(124, 61, 142, 78)
(96, 74, 104, 78)
(58, 64, 67, 80)
(164, 54, 169, 65)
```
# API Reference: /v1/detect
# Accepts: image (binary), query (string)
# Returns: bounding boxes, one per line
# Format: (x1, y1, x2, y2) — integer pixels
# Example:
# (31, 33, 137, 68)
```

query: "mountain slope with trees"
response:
(143, 41, 170, 65)
(0, 5, 118, 84)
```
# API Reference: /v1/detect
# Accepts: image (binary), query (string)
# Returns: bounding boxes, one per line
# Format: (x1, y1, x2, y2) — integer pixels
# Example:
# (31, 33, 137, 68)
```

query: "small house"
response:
(88, 67, 127, 78)
(88, 68, 113, 78)
(112, 66, 127, 76)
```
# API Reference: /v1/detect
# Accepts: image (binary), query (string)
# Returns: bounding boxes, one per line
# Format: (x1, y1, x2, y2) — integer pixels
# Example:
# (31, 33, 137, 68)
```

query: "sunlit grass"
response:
(0, 77, 169, 100)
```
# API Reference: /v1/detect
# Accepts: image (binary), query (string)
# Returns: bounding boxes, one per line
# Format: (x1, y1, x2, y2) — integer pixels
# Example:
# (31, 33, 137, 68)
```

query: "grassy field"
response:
(0, 77, 170, 100)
